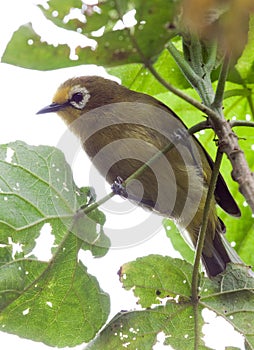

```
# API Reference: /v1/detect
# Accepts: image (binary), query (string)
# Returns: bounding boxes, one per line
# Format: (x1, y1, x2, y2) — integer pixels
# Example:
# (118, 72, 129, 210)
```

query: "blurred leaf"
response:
(108, 48, 191, 94)
(223, 82, 254, 120)
(236, 15, 254, 83)
(181, 0, 253, 64)
(163, 220, 195, 264)
(0, 233, 110, 347)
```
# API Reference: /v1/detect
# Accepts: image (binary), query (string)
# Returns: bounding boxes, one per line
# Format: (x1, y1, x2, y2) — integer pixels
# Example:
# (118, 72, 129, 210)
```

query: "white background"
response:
(0, 1, 246, 349)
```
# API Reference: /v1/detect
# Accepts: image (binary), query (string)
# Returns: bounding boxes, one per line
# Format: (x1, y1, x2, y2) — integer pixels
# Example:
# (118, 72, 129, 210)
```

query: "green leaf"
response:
(0, 254, 46, 309)
(1, 23, 78, 70)
(0, 141, 110, 345)
(101, 256, 254, 350)
(88, 255, 213, 350)
(81, 0, 180, 67)
(119, 255, 193, 307)
(108, 48, 191, 93)
(203, 264, 254, 349)
(0, 141, 109, 256)
(38, 0, 84, 32)
(236, 15, 254, 83)
(163, 219, 195, 264)
(87, 305, 210, 350)
(2, 1, 180, 70)
(0, 233, 110, 347)
(223, 82, 254, 120)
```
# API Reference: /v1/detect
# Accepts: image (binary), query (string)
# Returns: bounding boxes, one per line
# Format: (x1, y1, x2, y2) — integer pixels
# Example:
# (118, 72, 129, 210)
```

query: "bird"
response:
(37, 75, 242, 278)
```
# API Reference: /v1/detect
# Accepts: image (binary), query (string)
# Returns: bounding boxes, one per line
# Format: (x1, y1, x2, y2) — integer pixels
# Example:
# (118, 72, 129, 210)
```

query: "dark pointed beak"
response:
(36, 102, 68, 115)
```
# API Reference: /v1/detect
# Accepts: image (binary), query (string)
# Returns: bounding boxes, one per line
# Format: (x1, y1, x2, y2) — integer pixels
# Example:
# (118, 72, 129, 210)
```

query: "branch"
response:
(191, 149, 223, 350)
(212, 119, 254, 211)
(230, 120, 254, 128)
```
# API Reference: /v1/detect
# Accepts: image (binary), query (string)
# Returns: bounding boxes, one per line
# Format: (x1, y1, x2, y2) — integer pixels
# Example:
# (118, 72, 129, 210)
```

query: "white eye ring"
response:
(69, 86, 90, 110)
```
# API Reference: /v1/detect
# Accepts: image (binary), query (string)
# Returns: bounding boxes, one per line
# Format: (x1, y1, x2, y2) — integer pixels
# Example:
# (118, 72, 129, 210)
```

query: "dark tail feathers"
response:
(202, 219, 243, 277)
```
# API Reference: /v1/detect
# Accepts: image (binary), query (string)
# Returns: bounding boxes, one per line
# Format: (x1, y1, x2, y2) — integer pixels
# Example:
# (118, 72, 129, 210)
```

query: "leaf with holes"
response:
(87, 255, 254, 350)
(0, 140, 109, 255)
(2, 1, 180, 69)
(0, 233, 110, 347)
(0, 141, 110, 346)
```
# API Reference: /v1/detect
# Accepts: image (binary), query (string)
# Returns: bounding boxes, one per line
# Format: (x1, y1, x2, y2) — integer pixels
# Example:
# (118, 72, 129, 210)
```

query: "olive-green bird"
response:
(37, 76, 242, 277)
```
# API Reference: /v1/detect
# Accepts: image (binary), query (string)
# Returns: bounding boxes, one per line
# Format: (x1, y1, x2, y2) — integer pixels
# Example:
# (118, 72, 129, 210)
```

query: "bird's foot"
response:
(172, 127, 190, 146)
(111, 176, 128, 198)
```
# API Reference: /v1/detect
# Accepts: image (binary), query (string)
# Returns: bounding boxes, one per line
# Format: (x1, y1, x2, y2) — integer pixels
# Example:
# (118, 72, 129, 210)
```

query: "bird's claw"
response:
(111, 176, 128, 198)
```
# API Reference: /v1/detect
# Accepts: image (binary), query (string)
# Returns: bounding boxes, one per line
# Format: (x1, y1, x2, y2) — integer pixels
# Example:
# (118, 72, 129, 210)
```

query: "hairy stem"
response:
(212, 54, 231, 110)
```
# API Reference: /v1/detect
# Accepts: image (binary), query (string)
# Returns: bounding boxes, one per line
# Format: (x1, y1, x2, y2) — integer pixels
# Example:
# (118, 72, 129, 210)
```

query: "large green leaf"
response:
(0, 141, 109, 255)
(38, 0, 84, 32)
(88, 255, 254, 349)
(88, 255, 209, 350)
(2, 0, 180, 69)
(87, 306, 210, 350)
(203, 264, 254, 349)
(0, 141, 110, 346)
(1, 23, 78, 70)
(0, 233, 110, 347)
(108, 48, 191, 93)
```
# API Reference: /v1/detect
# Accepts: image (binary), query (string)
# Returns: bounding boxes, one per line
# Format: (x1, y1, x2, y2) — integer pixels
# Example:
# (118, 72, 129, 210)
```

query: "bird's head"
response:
(37, 76, 122, 125)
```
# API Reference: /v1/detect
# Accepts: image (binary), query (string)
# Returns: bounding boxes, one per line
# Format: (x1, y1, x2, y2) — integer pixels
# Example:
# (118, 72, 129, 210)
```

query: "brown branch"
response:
(212, 117, 254, 210)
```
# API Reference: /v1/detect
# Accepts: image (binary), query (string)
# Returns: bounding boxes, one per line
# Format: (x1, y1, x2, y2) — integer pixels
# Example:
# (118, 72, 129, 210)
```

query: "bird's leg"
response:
(111, 176, 129, 198)
(172, 127, 193, 152)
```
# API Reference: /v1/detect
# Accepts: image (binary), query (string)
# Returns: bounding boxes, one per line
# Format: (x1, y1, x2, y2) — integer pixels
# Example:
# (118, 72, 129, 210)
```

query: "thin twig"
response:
(191, 149, 223, 350)
(81, 191, 115, 215)
(192, 150, 223, 296)
(230, 120, 254, 128)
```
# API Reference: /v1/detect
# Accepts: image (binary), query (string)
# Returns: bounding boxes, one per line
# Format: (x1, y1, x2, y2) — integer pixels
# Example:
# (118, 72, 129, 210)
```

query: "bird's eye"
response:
(71, 92, 84, 104)
(69, 86, 90, 110)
